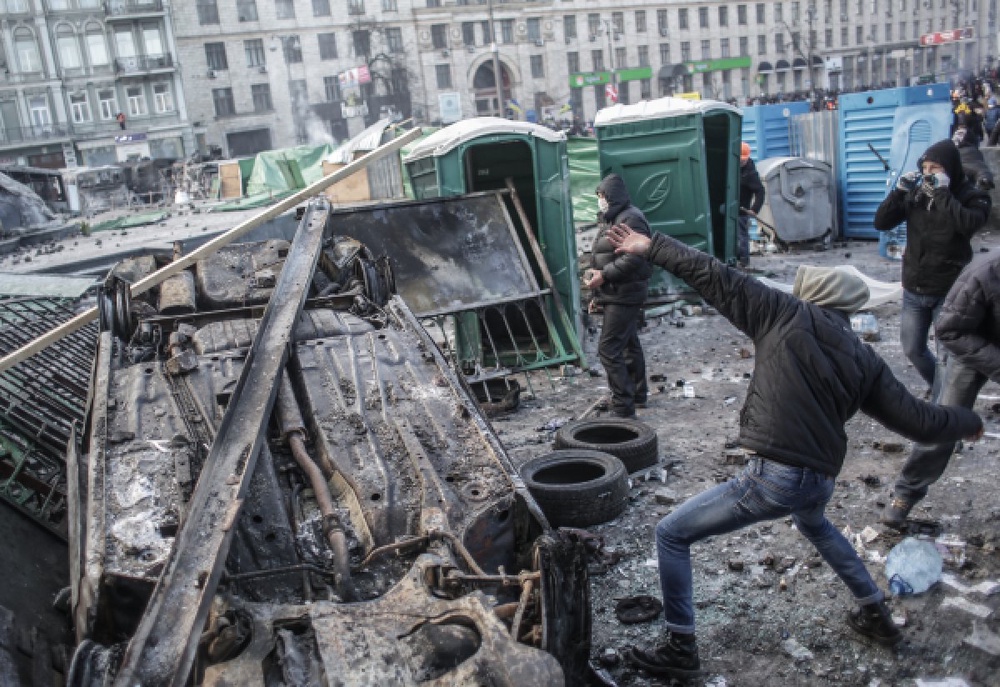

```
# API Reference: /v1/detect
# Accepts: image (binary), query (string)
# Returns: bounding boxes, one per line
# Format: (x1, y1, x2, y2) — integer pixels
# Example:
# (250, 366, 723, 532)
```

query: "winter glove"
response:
(896, 171, 921, 192)
(920, 171, 950, 195)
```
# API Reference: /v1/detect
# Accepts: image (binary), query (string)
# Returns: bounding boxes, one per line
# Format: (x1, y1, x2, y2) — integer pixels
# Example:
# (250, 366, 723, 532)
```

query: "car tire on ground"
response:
(554, 418, 658, 473)
(520, 450, 629, 528)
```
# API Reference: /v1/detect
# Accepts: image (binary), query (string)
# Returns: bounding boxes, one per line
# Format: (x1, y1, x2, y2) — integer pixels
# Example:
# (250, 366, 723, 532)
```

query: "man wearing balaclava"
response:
(602, 225, 983, 681)
(874, 139, 990, 400)
(584, 174, 652, 418)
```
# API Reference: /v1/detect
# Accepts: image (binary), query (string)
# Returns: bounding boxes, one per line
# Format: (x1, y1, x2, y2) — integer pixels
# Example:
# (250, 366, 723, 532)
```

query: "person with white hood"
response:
(605, 224, 984, 681)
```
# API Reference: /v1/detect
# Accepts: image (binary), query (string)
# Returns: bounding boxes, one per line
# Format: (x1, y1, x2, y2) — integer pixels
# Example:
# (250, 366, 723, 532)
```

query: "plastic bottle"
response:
(884, 537, 943, 596)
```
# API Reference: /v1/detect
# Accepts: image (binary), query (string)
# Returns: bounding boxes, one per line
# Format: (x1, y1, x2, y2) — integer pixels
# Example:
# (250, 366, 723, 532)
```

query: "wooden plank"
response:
(218, 162, 242, 199)
(322, 160, 371, 204)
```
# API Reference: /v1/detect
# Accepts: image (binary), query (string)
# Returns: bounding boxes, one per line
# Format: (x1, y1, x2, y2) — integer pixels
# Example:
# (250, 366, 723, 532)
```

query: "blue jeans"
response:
(737, 216, 751, 264)
(900, 289, 946, 390)
(894, 356, 989, 502)
(655, 458, 882, 633)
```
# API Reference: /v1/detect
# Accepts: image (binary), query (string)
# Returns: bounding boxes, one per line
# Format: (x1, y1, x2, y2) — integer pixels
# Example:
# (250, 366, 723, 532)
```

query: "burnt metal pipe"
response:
(276, 373, 356, 601)
(288, 482, 313, 602)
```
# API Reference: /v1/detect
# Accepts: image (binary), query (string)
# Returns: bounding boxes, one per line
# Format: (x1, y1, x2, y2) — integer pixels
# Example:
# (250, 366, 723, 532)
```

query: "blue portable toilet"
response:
(837, 83, 952, 242)
(741, 101, 812, 160)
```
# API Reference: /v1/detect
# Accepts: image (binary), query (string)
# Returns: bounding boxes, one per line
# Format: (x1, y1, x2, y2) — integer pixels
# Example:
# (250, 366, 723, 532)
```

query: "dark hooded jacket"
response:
(936, 253, 1000, 384)
(740, 157, 766, 214)
(642, 231, 982, 476)
(873, 139, 991, 296)
(591, 174, 652, 306)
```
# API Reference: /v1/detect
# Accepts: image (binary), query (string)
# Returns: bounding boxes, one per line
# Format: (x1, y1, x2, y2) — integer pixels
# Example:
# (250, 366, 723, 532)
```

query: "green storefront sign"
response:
(569, 67, 653, 89)
(683, 56, 752, 74)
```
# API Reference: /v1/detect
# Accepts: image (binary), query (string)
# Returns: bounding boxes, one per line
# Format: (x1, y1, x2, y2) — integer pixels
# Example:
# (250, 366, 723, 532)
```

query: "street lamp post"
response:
(487, 0, 505, 117)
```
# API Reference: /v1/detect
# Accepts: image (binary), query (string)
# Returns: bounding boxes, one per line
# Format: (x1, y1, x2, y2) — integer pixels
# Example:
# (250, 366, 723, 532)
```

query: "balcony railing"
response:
(70, 111, 183, 137)
(115, 53, 174, 74)
(0, 125, 71, 146)
(105, 0, 163, 16)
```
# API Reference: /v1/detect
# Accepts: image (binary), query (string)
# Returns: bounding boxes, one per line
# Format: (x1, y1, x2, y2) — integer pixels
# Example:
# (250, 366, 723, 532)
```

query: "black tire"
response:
(554, 418, 658, 473)
(520, 450, 629, 528)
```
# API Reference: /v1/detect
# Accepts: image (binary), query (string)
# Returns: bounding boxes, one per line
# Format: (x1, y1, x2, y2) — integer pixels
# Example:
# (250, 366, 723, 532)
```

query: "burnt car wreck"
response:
(66, 199, 590, 686)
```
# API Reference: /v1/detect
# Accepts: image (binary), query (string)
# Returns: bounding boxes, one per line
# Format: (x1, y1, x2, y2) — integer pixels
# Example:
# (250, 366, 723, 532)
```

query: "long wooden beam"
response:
(0, 126, 423, 375)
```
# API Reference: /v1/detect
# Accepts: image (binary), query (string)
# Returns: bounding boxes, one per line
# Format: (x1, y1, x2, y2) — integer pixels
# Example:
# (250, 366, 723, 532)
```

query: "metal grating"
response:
(0, 297, 97, 538)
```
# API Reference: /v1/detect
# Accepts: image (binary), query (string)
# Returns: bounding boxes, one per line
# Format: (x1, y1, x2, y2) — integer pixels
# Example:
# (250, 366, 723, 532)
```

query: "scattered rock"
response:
(598, 647, 620, 667)
(781, 637, 814, 661)
(653, 487, 679, 505)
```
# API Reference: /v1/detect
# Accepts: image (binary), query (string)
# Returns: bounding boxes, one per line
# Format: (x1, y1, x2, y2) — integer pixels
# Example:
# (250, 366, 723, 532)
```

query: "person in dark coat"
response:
(952, 98, 985, 147)
(883, 253, 1000, 526)
(953, 125, 995, 190)
(604, 223, 983, 680)
(738, 142, 766, 267)
(585, 174, 652, 417)
(873, 139, 991, 393)
(985, 97, 1000, 145)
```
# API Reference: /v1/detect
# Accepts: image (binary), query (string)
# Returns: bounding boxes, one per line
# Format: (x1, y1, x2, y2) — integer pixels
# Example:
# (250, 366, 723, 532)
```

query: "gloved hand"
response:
(921, 171, 949, 194)
(896, 171, 921, 192)
(931, 171, 950, 189)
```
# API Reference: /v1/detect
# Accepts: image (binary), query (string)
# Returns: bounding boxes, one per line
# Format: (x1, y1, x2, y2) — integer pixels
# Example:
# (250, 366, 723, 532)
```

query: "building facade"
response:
(3, 0, 996, 165)
(0, 0, 192, 169)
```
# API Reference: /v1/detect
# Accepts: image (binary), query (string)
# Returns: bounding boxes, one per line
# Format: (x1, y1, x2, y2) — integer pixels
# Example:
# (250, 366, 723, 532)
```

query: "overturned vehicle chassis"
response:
(67, 200, 590, 685)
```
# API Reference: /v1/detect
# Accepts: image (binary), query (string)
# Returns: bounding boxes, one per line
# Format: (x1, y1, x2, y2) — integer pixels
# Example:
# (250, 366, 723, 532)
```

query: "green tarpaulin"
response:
(210, 190, 294, 212)
(244, 144, 334, 197)
(90, 211, 169, 232)
(567, 136, 600, 225)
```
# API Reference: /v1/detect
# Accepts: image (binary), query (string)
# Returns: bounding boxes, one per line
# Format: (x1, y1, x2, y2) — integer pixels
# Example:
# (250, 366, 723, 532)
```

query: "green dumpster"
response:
(594, 98, 742, 301)
(403, 118, 583, 371)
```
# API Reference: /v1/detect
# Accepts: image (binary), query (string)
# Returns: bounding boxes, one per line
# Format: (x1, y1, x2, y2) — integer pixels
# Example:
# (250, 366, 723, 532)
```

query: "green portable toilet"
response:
(594, 98, 742, 301)
(403, 118, 582, 368)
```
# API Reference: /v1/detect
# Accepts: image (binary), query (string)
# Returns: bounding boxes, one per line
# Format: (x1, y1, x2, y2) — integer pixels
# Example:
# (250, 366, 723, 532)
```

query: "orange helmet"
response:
(740, 142, 751, 161)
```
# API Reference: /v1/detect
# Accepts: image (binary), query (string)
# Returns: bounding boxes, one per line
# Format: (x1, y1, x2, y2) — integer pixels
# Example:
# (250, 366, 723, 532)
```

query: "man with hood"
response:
(738, 142, 766, 268)
(584, 174, 652, 418)
(873, 139, 991, 397)
(883, 251, 1000, 527)
(604, 223, 983, 681)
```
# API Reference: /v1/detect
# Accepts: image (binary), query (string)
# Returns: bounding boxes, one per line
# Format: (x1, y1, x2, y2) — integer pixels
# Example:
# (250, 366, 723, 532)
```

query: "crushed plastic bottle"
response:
(884, 537, 943, 596)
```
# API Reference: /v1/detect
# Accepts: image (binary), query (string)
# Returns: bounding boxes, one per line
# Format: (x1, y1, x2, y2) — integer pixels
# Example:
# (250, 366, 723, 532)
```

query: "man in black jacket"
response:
(873, 139, 991, 394)
(883, 253, 1000, 527)
(585, 174, 652, 417)
(605, 224, 983, 680)
(738, 142, 766, 268)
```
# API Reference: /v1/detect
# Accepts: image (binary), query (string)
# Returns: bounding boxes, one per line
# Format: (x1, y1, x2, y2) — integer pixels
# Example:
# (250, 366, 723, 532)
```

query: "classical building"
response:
(4, 0, 995, 164)
(176, 0, 994, 157)
(0, 0, 192, 169)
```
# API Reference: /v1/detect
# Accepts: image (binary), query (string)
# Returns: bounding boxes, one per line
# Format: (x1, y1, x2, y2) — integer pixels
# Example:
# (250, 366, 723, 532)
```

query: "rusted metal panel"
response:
(113, 204, 329, 687)
(70, 196, 589, 686)
(330, 192, 541, 316)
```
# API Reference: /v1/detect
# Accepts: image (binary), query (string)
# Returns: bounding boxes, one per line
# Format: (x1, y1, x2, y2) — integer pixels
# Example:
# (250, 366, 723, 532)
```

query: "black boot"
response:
(880, 497, 916, 530)
(847, 600, 902, 647)
(627, 632, 701, 679)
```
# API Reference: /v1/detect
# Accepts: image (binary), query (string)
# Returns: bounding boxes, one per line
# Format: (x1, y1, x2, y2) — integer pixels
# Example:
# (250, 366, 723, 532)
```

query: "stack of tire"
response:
(520, 418, 659, 528)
